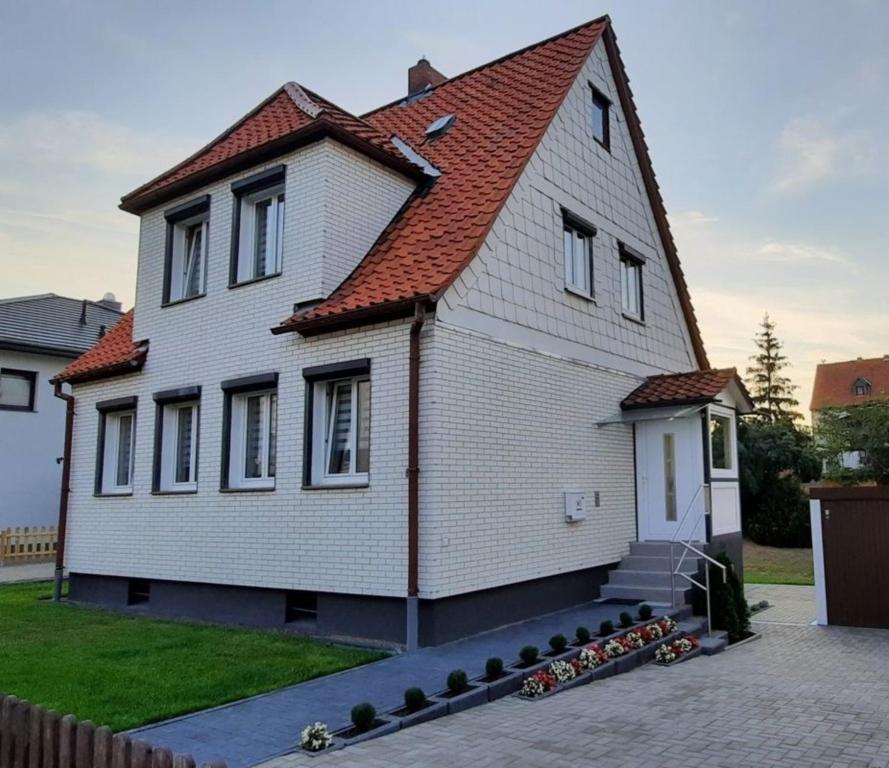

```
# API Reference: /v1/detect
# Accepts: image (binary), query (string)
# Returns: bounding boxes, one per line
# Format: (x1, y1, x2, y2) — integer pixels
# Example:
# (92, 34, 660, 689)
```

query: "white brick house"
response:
(55, 17, 751, 646)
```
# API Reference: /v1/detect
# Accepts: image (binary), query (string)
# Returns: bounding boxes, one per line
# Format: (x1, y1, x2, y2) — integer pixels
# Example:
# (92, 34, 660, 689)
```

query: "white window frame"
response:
(563, 217, 594, 298)
(311, 376, 370, 487)
(169, 214, 208, 302)
(159, 402, 199, 492)
(102, 410, 136, 494)
(229, 389, 277, 489)
(235, 185, 285, 283)
(620, 252, 644, 320)
(707, 405, 737, 479)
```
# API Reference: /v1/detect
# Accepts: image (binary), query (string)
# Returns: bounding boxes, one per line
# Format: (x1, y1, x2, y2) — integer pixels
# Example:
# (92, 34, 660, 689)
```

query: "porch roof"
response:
(621, 368, 753, 413)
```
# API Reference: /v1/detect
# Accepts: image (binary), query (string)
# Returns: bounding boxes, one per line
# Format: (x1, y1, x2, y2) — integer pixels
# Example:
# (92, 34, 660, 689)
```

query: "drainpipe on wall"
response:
(406, 301, 425, 650)
(52, 381, 75, 602)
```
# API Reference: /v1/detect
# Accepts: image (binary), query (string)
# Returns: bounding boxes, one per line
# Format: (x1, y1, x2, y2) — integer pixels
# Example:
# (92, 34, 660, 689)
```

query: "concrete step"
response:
(609, 569, 690, 588)
(600, 583, 693, 604)
(629, 541, 705, 558)
(618, 555, 700, 573)
(698, 630, 729, 655)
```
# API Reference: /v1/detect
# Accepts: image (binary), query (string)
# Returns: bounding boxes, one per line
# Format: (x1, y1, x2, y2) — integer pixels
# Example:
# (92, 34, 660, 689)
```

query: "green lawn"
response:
(0, 582, 386, 731)
(743, 539, 815, 585)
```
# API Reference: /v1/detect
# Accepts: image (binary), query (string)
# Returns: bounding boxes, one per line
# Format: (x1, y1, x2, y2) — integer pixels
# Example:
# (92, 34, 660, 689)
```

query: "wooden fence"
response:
(0, 527, 57, 564)
(0, 695, 224, 768)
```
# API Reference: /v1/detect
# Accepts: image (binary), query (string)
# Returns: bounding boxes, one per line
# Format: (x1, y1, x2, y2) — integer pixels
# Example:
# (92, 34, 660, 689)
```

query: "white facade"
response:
(65, 38, 726, 609)
(0, 350, 67, 528)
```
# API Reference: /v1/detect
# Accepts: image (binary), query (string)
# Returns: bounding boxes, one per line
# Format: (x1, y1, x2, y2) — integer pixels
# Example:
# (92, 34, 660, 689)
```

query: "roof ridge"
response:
(0, 292, 58, 304)
(283, 82, 322, 118)
(817, 357, 889, 367)
(361, 15, 611, 120)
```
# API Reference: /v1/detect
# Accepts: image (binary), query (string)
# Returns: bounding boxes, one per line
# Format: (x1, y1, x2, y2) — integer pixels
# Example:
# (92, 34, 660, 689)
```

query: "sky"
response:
(1, 0, 887, 413)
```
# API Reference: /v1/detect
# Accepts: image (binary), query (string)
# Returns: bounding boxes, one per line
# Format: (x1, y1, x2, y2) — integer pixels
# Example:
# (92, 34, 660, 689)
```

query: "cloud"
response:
(755, 241, 851, 266)
(0, 110, 194, 178)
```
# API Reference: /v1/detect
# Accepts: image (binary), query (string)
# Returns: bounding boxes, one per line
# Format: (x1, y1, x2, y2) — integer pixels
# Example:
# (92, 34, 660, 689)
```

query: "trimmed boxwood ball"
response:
(447, 669, 469, 694)
(351, 702, 376, 733)
(638, 603, 653, 621)
(599, 619, 614, 636)
(575, 626, 591, 644)
(548, 633, 568, 653)
(519, 645, 539, 665)
(619, 611, 634, 628)
(485, 657, 504, 680)
(403, 687, 427, 713)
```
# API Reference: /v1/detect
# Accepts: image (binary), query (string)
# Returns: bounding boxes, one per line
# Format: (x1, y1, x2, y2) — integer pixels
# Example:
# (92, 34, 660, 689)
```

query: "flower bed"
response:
(654, 634, 700, 665)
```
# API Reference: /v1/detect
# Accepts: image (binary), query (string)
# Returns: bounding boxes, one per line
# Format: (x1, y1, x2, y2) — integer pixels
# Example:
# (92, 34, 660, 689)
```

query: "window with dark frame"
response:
(152, 386, 201, 493)
(0, 368, 37, 411)
(562, 211, 596, 297)
(853, 378, 872, 396)
(590, 85, 610, 150)
(302, 359, 371, 488)
(220, 373, 278, 491)
(230, 165, 286, 287)
(95, 397, 137, 496)
(163, 195, 210, 305)
(619, 244, 644, 321)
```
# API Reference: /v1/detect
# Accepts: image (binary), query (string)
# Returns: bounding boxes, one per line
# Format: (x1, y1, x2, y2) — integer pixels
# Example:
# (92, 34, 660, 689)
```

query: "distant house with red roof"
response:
(52, 17, 751, 646)
(811, 356, 889, 469)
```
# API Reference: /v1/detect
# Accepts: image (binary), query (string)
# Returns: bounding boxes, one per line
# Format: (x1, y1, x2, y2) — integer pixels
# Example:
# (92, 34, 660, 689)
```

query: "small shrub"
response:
(446, 669, 469, 694)
(709, 553, 751, 643)
(575, 625, 591, 644)
(350, 702, 376, 733)
(619, 611, 633, 628)
(598, 619, 614, 637)
(548, 633, 568, 653)
(638, 603, 653, 621)
(403, 687, 427, 713)
(485, 657, 504, 680)
(519, 645, 539, 665)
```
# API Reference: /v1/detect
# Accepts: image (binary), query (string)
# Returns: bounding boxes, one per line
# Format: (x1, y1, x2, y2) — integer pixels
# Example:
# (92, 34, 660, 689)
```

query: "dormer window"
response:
(230, 165, 286, 286)
(163, 196, 210, 305)
(853, 378, 872, 396)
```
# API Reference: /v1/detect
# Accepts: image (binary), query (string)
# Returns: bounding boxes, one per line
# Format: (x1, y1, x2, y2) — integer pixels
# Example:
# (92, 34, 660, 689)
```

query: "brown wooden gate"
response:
(812, 487, 889, 628)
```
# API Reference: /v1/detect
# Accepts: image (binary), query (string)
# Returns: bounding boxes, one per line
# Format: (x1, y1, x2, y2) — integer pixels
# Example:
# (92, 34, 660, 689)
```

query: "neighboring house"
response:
(811, 356, 889, 469)
(53, 16, 752, 647)
(0, 293, 122, 528)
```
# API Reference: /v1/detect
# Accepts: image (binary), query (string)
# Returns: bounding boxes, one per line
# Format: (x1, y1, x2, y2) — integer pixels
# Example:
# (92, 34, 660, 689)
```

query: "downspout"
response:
(406, 301, 424, 650)
(52, 381, 75, 602)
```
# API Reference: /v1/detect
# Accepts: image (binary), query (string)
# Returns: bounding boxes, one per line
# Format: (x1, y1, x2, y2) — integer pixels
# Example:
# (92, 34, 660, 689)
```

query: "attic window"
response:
(590, 85, 611, 151)
(853, 378, 872, 396)
(425, 114, 456, 141)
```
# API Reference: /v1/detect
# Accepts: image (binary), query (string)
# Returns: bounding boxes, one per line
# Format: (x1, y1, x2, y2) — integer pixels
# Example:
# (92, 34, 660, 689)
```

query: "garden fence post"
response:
(93, 727, 113, 768)
(28, 705, 42, 768)
(1, 695, 19, 768)
(41, 712, 59, 768)
(14, 700, 31, 768)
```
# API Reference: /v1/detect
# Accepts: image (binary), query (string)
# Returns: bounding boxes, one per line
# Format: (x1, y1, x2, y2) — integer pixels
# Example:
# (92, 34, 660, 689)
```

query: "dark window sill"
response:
(162, 293, 206, 309)
(302, 483, 369, 491)
(151, 489, 198, 496)
(594, 136, 611, 153)
(622, 312, 645, 326)
(219, 486, 276, 493)
(0, 405, 35, 412)
(93, 492, 134, 498)
(228, 272, 282, 290)
(564, 286, 596, 303)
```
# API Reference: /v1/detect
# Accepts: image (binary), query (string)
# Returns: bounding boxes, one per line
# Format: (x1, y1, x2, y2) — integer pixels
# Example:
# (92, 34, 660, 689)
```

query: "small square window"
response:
(563, 213, 595, 297)
(620, 246, 644, 321)
(127, 579, 150, 605)
(163, 196, 210, 305)
(0, 368, 36, 411)
(154, 398, 200, 492)
(590, 86, 611, 150)
(230, 167, 286, 286)
(304, 361, 371, 487)
(98, 408, 136, 494)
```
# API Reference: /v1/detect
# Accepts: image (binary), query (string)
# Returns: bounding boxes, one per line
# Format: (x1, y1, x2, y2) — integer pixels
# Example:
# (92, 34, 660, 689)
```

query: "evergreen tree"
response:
(745, 313, 801, 423)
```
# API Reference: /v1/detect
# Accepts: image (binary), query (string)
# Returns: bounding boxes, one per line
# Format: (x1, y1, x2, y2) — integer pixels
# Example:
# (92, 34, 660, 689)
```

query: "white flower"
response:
(549, 660, 577, 683)
(603, 639, 626, 657)
(300, 722, 332, 752)
(624, 631, 644, 649)
(654, 644, 677, 664)
(579, 647, 605, 669)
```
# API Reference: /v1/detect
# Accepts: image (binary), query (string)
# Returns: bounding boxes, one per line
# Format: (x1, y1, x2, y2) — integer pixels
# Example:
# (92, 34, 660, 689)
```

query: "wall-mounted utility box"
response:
(564, 491, 586, 522)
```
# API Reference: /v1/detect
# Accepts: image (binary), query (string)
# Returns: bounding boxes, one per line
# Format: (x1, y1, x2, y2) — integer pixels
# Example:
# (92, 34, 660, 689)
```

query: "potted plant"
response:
(573, 626, 591, 646)
(509, 645, 548, 679)
(637, 603, 653, 621)
(387, 686, 447, 728)
(438, 668, 487, 714)
(544, 633, 572, 658)
(477, 656, 522, 701)
(598, 619, 615, 638)
(619, 611, 634, 629)
(333, 702, 398, 746)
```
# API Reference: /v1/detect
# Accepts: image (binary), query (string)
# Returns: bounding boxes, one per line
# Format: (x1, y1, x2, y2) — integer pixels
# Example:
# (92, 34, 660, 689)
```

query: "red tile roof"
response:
(119, 84, 425, 213)
(621, 368, 744, 410)
(53, 311, 146, 384)
(810, 357, 889, 411)
(66, 16, 710, 384)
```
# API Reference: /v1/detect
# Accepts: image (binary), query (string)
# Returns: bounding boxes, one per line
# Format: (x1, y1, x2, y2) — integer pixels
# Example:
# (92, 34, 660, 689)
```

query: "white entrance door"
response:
(636, 416, 706, 541)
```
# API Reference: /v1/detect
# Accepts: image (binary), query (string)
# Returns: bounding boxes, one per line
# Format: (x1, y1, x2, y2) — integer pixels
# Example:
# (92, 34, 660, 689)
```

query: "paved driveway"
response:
(264, 620, 889, 767)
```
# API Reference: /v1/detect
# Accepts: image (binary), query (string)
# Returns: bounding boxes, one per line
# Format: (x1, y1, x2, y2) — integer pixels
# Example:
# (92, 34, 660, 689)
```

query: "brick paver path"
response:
(265, 621, 889, 768)
(746, 583, 816, 626)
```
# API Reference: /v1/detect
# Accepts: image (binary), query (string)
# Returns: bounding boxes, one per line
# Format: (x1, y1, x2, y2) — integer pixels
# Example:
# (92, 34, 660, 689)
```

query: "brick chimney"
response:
(408, 58, 446, 96)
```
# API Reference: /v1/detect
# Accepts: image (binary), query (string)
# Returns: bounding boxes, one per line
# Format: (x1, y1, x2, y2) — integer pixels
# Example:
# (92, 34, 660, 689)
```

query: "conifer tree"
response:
(745, 313, 801, 423)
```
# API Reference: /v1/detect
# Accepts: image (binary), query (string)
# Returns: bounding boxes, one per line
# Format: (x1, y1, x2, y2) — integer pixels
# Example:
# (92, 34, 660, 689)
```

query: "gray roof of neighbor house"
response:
(0, 293, 124, 359)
